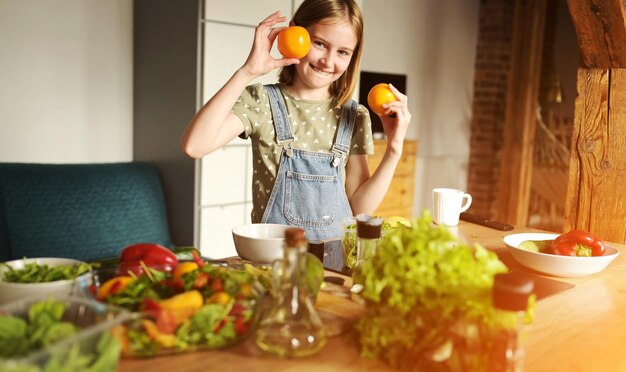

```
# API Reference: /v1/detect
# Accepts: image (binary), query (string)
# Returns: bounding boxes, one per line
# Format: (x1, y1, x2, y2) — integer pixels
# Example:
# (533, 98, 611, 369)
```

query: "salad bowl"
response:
(503, 233, 620, 277)
(0, 257, 92, 304)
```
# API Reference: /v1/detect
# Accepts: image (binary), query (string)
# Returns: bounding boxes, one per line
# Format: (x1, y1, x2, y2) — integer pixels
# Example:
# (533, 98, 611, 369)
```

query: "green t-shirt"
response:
(231, 83, 374, 223)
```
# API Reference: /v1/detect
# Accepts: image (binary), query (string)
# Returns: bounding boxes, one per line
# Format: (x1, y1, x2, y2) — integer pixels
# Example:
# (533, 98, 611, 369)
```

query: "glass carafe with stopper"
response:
(351, 214, 382, 293)
(255, 227, 327, 357)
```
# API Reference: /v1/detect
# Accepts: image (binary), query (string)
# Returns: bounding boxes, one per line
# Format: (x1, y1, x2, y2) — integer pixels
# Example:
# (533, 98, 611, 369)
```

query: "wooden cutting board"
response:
(316, 281, 365, 337)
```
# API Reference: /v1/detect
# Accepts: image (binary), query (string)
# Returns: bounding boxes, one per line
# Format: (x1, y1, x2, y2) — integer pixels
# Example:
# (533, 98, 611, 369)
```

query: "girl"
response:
(181, 0, 411, 241)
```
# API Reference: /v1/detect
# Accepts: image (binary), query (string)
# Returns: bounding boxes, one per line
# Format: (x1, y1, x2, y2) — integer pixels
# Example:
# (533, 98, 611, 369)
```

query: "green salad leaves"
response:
(355, 211, 522, 371)
(2, 262, 91, 283)
(0, 298, 121, 372)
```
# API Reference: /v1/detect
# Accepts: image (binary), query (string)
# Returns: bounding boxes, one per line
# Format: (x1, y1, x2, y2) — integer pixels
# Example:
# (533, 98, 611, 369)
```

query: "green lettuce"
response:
(355, 210, 524, 370)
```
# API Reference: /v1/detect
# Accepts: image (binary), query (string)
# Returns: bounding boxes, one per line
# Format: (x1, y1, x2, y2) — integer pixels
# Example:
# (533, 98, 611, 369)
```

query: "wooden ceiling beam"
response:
(567, 0, 626, 68)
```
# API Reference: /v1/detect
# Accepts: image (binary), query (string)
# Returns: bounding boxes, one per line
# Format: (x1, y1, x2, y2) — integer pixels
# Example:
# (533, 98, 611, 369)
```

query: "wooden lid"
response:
(285, 227, 306, 247)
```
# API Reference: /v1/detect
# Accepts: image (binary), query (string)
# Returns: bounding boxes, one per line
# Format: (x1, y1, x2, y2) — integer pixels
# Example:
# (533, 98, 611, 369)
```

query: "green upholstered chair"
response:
(0, 162, 172, 262)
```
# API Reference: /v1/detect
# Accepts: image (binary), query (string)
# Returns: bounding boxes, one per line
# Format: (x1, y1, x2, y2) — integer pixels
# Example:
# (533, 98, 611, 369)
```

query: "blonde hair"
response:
(278, 0, 364, 107)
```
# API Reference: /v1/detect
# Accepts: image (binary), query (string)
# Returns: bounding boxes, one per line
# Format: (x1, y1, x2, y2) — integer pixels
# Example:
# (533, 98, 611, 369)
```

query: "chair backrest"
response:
(0, 162, 172, 261)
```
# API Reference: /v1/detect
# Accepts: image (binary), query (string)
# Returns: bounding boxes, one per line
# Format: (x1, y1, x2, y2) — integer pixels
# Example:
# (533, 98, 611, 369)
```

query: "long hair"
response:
(278, 0, 364, 107)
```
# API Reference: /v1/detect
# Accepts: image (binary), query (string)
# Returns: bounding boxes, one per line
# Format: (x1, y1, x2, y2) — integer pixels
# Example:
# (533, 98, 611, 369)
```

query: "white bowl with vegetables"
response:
(503, 232, 620, 277)
(0, 258, 92, 304)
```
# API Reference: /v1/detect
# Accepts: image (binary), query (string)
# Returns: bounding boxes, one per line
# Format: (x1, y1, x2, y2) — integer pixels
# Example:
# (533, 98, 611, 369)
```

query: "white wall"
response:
(0, 0, 480, 219)
(0, 0, 133, 163)
(361, 0, 480, 213)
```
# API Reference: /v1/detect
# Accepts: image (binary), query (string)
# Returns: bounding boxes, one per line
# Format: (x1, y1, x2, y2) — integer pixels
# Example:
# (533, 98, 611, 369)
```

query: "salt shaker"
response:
(351, 214, 382, 293)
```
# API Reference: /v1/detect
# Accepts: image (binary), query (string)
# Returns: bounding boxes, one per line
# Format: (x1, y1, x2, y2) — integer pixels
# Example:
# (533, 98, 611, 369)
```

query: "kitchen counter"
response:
(119, 222, 626, 371)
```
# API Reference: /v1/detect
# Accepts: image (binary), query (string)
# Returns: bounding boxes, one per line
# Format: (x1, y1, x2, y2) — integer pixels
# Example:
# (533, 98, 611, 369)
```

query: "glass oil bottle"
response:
(255, 227, 327, 357)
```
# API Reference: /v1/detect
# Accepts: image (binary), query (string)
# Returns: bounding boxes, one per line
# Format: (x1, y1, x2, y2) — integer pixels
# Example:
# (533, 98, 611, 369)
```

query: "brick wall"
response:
(467, 0, 515, 218)
(468, 0, 563, 220)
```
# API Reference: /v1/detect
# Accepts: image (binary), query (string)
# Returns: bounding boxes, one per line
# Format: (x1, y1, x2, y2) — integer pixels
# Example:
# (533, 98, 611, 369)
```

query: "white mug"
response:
(432, 188, 472, 226)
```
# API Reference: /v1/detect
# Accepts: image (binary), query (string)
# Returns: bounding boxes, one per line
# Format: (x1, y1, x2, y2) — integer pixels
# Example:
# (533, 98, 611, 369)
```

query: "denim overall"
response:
(261, 84, 356, 269)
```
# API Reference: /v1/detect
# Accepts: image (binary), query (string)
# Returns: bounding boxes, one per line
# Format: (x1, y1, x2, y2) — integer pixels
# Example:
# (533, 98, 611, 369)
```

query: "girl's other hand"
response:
(241, 11, 300, 79)
(380, 83, 411, 152)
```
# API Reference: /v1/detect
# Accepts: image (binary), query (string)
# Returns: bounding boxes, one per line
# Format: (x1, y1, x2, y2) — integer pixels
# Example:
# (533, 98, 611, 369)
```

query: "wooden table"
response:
(119, 222, 626, 371)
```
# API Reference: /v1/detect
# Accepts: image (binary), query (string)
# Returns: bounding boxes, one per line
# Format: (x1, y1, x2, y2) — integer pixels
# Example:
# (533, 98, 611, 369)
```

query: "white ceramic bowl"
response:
(503, 233, 620, 277)
(232, 223, 293, 263)
(0, 258, 92, 304)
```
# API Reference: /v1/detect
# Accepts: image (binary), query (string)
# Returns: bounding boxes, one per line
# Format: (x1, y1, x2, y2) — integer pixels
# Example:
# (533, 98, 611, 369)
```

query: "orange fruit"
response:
(172, 261, 199, 284)
(277, 26, 311, 59)
(97, 276, 134, 300)
(367, 83, 398, 116)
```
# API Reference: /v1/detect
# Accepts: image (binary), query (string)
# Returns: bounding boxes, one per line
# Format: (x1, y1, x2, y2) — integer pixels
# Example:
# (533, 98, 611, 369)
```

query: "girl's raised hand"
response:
(241, 12, 300, 79)
(379, 84, 411, 151)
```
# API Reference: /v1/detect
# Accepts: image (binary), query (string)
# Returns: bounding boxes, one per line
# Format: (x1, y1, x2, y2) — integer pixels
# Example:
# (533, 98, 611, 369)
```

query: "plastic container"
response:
(0, 294, 131, 371)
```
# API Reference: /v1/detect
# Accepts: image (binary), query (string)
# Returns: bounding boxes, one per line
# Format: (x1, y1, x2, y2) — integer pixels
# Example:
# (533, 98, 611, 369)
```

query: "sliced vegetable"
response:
(518, 240, 552, 253)
(142, 319, 176, 348)
(97, 276, 135, 300)
(172, 262, 199, 286)
(551, 229, 606, 257)
(191, 250, 206, 267)
(97, 262, 260, 356)
(158, 290, 204, 326)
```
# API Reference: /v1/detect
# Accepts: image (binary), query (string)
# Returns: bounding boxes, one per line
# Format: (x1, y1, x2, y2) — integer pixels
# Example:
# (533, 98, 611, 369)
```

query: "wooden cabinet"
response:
(367, 140, 418, 218)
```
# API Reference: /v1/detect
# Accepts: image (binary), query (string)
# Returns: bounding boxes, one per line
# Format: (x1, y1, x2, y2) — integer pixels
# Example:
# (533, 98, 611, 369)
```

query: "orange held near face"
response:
(367, 83, 398, 116)
(277, 26, 311, 59)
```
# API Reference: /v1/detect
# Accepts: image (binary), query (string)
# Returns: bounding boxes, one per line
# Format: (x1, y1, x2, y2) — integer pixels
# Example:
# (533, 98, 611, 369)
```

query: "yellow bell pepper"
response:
(158, 290, 204, 325)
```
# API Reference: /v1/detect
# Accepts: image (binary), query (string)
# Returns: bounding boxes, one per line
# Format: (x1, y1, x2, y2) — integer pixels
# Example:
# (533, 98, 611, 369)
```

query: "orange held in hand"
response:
(277, 26, 311, 59)
(367, 83, 398, 116)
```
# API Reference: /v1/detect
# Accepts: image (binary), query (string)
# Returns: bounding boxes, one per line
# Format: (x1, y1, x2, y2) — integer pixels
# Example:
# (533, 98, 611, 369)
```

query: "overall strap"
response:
(264, 84, 294, 153)
(331, 99, 358, 167)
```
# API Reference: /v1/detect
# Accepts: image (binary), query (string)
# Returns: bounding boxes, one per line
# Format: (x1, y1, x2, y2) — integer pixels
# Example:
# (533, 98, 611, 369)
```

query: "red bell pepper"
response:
(191, 250, 206, 267)
(551, 229, 606, 257)
(116, 243, 179, 276)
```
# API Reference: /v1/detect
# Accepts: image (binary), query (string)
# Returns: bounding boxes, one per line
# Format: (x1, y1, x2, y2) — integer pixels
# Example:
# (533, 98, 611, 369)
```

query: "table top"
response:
(119, 222, 626, 371)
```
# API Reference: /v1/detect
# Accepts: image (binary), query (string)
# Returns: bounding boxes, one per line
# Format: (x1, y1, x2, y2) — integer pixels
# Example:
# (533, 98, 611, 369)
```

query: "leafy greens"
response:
(0, 298, 121, 372)
(2, 262, 91, 283)
(355, 210, 525, 371)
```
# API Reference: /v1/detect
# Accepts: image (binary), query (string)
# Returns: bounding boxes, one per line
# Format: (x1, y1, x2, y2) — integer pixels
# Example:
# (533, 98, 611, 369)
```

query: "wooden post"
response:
(497, 0, 547, 225)
(566, 0, 626, 242)
(565, 69, 626, 242)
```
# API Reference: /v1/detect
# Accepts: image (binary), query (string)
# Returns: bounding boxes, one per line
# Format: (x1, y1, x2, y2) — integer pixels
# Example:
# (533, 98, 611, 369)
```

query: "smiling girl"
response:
(181, 0, 411, 241)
